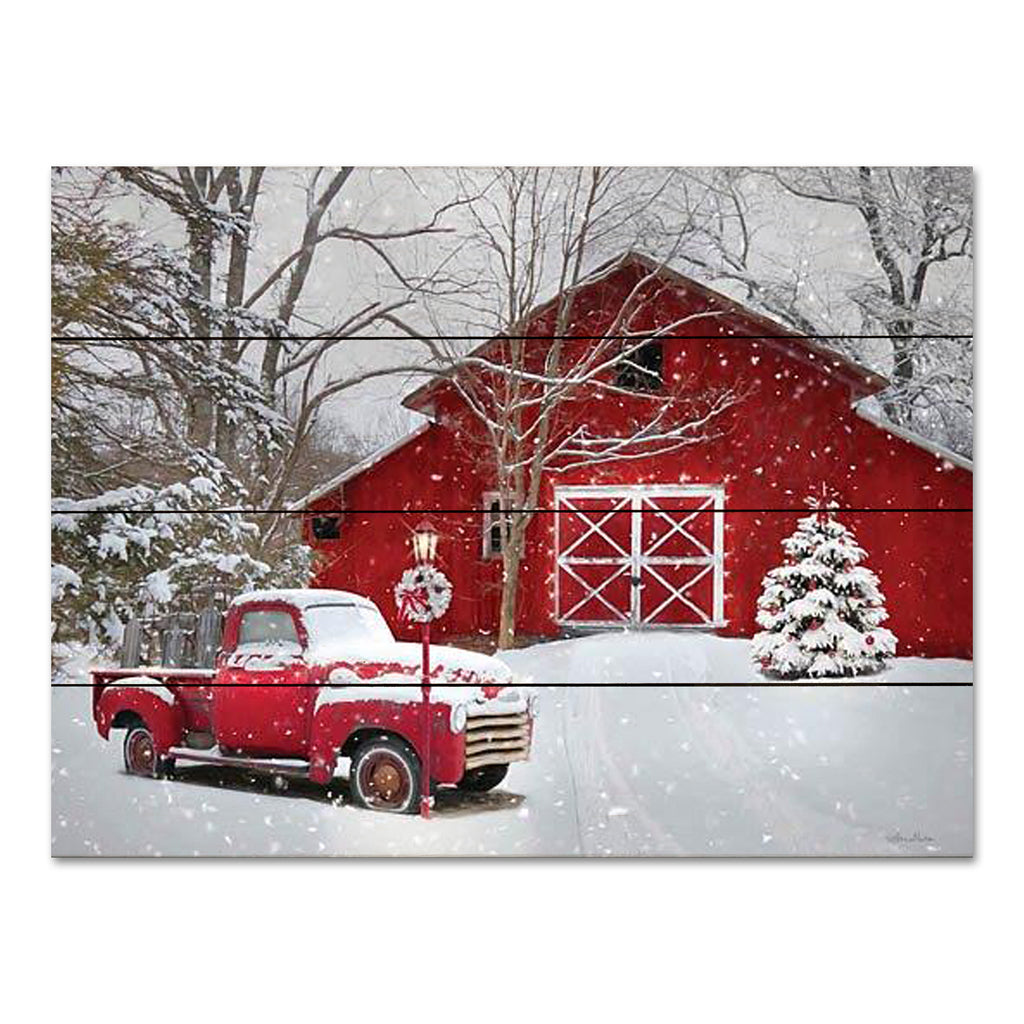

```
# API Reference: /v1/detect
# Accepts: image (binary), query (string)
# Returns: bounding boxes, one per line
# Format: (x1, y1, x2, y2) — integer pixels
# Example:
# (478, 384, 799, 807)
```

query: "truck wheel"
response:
(123, 725, 160, 777)
(350, 737, 420, 814)
(456, 764, 509, 793)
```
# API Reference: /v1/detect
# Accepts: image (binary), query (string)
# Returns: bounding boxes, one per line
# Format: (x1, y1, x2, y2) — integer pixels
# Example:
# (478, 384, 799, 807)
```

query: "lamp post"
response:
(411, 519, 439, 819)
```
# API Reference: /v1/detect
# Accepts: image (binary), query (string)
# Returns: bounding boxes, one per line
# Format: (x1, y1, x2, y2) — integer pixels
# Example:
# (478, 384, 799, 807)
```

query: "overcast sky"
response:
(99, 167, 972, 448)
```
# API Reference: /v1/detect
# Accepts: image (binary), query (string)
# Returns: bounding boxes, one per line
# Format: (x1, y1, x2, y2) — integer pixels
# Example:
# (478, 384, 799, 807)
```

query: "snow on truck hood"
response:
(310, 639, 512, 687)
(314, 643, 529, 716)
(315, 680, 531, 716)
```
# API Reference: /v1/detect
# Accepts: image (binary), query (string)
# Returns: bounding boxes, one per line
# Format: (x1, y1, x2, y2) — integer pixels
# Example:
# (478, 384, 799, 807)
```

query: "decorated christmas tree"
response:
(752, 490, 897, 678)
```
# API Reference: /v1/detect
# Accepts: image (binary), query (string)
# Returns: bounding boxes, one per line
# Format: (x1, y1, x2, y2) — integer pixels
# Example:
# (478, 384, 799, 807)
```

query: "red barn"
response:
(295, 254, 973, 659)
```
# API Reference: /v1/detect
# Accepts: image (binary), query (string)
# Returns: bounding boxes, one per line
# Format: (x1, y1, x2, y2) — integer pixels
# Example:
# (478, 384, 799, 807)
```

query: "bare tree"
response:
(51, 174, 287, 494)
(431, 168, 742, 648)
(80, 167, 478, 543)
(663, 167, 973, 453)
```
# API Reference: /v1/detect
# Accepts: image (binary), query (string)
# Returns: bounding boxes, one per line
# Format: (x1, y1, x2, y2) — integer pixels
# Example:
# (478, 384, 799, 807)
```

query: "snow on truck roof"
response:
(231, 589, 377, 609)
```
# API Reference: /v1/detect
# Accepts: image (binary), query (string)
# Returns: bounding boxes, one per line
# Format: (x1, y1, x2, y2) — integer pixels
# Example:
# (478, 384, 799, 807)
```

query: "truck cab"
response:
(92, 590, 535, 813)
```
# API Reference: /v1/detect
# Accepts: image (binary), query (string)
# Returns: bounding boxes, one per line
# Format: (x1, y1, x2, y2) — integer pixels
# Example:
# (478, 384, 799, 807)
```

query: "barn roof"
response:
(854, 403, 973, 471)
(400, 251, 891, 412)
(288, 421, 430, 511)
(292, 252, 970, 511)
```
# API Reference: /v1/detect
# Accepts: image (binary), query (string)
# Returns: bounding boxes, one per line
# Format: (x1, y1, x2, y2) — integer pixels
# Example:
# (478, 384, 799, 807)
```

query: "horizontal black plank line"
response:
(52, 334, 974, 342)
(52, 681, 973, 688)
(50, 507, 974, 515)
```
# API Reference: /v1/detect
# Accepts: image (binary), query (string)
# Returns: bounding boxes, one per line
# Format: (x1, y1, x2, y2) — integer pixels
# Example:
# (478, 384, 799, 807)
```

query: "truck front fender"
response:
(307, 702, 420, 784)
(308, 699, 466, 786)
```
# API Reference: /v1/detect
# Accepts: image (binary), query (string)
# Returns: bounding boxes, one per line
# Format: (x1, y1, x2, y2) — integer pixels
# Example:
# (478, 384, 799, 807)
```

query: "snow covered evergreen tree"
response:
(752, 500, 897, 678)
(50, 167, 454, 651)
(50, 179, 312, 650)
(50, 462, 312, 649)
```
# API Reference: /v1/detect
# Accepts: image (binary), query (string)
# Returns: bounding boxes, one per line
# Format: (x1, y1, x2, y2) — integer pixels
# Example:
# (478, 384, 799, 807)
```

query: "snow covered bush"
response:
(752, 505, 897, 679)
(51, 465, 311, 649)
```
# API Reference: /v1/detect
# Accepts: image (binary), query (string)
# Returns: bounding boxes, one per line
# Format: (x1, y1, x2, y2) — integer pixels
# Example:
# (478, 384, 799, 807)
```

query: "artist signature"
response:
(886, 830, 937, 846)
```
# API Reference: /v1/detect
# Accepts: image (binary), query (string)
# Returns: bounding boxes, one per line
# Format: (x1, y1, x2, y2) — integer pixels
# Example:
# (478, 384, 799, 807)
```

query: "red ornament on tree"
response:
(865, 635, 875, 647)
(808, 580, 817, 591)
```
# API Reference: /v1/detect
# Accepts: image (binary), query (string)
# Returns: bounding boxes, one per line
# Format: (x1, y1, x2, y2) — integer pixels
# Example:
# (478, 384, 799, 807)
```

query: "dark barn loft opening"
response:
(615, 339, 663, 391)
(311, 513, 342, 540)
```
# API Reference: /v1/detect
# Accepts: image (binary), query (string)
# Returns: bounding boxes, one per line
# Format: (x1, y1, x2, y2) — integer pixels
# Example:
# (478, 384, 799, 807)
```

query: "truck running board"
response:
(168, 747, 311, 779)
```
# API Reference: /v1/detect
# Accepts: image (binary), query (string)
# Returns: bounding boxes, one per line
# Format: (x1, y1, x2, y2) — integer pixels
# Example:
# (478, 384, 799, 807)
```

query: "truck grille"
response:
(464, 711, 532, 770)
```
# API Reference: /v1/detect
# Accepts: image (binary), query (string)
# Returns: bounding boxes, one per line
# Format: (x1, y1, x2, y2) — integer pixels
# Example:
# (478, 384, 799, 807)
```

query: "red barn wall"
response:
(305, 265, 972, 659)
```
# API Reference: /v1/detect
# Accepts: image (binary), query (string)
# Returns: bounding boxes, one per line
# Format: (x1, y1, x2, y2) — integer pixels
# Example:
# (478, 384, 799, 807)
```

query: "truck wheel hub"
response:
(128, 732, 155, 773)
(371, 763, 400, 796)
(359, 752, 410, 808)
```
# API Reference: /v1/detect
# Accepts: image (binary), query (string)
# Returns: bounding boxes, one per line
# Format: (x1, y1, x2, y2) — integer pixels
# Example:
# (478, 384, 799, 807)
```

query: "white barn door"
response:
(555, 486, 724, 628)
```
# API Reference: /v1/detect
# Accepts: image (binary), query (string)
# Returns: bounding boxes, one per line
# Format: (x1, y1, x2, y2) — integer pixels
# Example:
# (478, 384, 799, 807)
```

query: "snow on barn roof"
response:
(853, 403, 973, 472)
(399, 251, 892, 413)
(628, 253, 892, 394)
(288, 421, 430, 511)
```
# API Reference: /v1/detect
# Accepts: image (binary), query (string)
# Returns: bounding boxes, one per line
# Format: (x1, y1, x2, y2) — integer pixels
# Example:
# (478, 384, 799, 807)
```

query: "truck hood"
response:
(308, 639, 513, 689)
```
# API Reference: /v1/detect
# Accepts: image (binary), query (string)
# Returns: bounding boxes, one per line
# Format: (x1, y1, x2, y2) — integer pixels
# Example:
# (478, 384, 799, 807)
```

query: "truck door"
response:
(213, 603, 314, 758)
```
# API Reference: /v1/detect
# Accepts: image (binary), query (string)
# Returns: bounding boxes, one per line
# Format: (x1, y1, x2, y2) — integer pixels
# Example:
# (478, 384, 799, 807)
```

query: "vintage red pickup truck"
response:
(91, 589, 535, 813)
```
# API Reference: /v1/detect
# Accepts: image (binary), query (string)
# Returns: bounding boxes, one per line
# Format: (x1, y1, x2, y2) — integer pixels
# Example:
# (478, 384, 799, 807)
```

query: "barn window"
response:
(482, 492, 506, 559)
(311, 513, 342, 540)
(615, 339, 663, 392)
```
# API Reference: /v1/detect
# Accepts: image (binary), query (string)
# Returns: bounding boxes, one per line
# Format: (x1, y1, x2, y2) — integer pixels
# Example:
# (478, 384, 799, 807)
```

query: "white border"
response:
(18, 5, 1023, 1019)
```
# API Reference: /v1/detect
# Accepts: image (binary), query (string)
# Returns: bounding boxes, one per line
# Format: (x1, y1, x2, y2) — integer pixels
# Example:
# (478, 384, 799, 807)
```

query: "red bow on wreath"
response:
(397, 586, 428, 622)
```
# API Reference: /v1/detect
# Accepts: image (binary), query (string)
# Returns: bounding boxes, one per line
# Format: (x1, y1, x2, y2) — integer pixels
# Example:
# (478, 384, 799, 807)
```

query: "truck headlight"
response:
(528, 692, 539, 719)
(450, 703, 468, 734)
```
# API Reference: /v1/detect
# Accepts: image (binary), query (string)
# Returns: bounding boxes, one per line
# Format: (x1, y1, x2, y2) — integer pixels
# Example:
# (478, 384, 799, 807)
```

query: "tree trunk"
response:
(497, 521, 527, 649)
(217, 169, 263, 463)
(881, 324, 915, 427)
(184, 215, 215, 449)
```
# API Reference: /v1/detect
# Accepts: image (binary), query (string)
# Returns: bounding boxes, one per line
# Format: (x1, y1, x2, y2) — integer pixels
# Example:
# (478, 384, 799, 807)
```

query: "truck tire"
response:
(349, 737, 421, 814)
(456, 763, 509, 793)
(123, 725, 161, 777)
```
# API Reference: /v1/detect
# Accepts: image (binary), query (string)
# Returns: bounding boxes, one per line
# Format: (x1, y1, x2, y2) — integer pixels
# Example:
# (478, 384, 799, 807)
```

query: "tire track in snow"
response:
(563, 686, 685, 856)
(561, 687, 626, 856)
(667, 686, 859, 854)
(555, 687, 586, 855)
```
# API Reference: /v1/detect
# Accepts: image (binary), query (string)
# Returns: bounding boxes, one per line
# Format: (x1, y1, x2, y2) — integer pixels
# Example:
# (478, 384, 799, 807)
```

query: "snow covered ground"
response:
(51, 633, 973, 857)
(503, 631, 973, 687)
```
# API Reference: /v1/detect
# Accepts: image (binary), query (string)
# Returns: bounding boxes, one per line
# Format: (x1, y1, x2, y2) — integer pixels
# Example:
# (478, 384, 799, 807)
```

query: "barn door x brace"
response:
(554, 485, 725, 629)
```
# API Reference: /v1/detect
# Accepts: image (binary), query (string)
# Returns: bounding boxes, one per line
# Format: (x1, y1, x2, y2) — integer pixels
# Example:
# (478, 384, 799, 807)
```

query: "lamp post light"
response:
(411, 518, 439, 565)
(394, 519, 450, 819)
(412, 519, 438, 819)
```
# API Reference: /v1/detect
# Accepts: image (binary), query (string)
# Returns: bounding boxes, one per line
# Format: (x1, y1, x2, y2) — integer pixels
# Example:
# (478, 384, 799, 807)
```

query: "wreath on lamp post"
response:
(394, 564, 453, 623)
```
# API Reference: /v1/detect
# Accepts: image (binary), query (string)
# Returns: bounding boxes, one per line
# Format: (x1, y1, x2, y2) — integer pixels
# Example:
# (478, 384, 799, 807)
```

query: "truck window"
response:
(304, 603, 394, 649)
(237, 609, 301, 648)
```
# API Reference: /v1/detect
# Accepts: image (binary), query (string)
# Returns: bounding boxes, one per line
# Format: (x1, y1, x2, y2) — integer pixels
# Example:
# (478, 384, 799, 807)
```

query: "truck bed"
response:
(91, 666, 216, 684)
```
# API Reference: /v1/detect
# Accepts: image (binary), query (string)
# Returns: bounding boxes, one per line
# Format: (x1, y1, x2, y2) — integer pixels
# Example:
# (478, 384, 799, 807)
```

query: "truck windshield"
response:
(303, 603, 394, 646)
